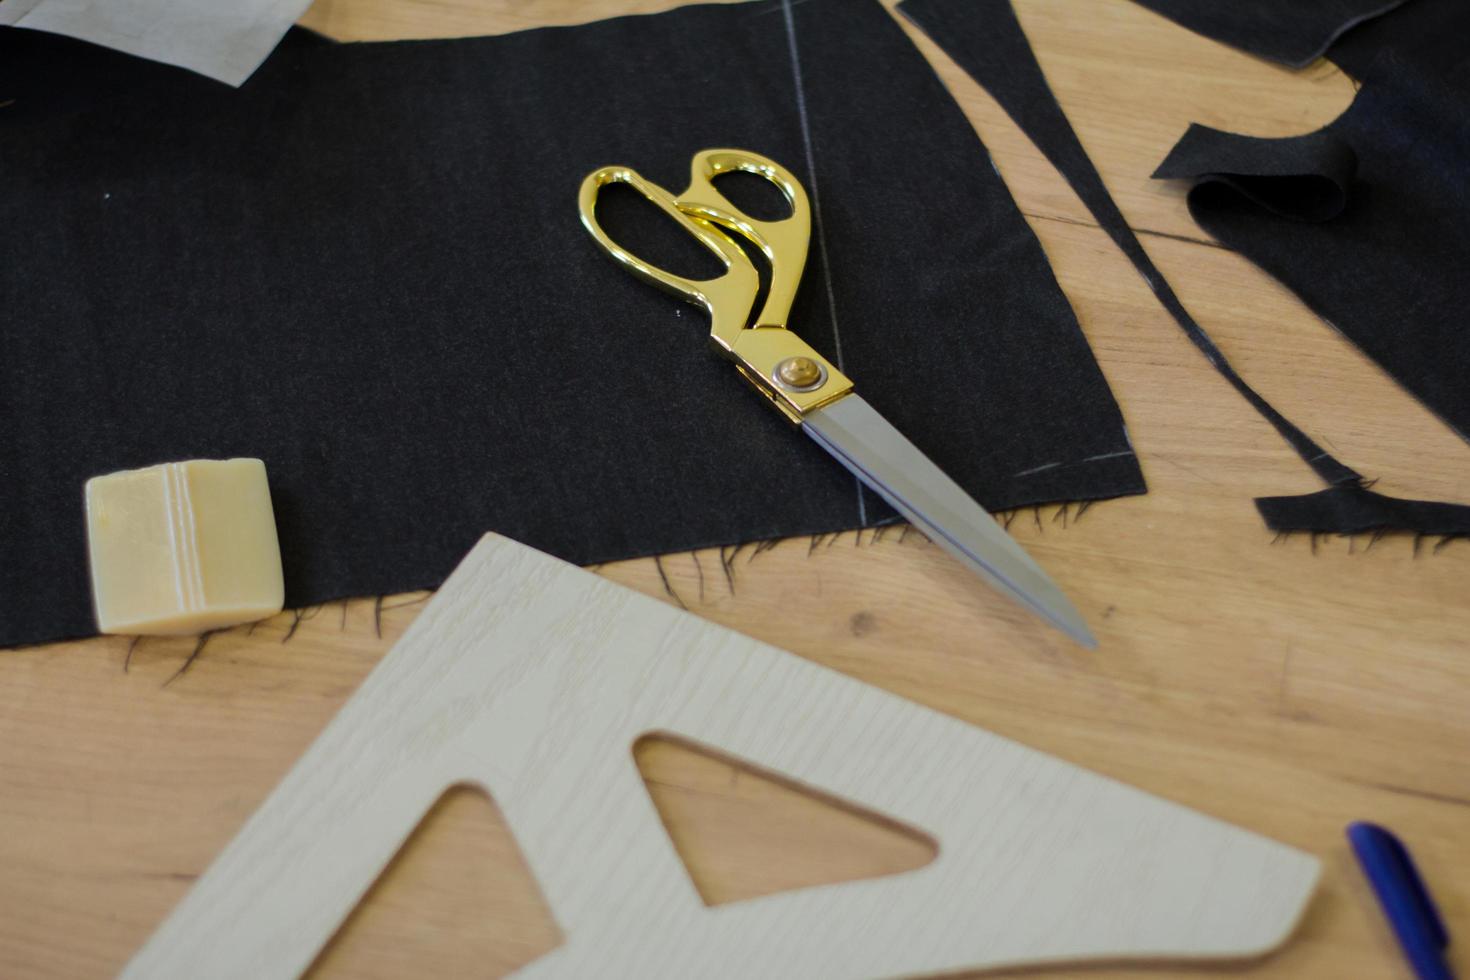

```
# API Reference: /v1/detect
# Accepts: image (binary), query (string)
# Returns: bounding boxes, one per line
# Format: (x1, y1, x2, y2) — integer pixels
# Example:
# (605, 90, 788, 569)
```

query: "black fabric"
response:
(1258, 484, 1470, 537)
(1130, 0, 1407, 68)
(1153, 0, 1470, 456)
(900, 0, 1470, 538)
(896, 0, 1470, 538)
(1159, 127, 1359, 223)
(0, 26, 336, 125)
(0, 0, 1144, 648)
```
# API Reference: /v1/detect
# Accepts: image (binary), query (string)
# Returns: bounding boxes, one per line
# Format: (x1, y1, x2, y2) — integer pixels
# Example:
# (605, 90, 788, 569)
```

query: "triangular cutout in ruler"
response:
(634, 732, 937, 906)
(306, 784, 562, 979)
(123, 534, 1320, 979)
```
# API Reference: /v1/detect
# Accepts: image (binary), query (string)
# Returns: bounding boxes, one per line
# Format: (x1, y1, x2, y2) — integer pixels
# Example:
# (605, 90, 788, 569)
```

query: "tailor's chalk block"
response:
(85, 459, 284, 635)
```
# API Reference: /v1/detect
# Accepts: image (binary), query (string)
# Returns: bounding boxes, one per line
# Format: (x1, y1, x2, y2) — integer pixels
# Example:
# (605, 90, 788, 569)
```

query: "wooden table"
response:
(3, 1, 1466, 977)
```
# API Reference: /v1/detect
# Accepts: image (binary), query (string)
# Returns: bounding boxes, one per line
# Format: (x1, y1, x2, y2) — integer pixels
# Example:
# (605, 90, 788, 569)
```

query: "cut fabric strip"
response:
(1258, 484, 1470, 538)
(1156, 126, 1358, 223)
(897, 0, 1470, 537)
(0, 0, 1142, 647)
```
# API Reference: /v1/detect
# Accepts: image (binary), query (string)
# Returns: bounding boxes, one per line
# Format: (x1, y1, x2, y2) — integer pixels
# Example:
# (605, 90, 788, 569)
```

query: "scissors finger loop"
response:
(578, 165, 758, 347)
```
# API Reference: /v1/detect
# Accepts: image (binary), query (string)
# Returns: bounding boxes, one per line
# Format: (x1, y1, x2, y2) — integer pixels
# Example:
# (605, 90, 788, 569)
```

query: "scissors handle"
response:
(579, 149, 853, 422)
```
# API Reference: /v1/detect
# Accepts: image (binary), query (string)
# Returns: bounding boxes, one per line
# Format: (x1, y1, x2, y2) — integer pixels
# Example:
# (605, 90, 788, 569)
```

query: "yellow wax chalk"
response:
(85, 458, 284, 635)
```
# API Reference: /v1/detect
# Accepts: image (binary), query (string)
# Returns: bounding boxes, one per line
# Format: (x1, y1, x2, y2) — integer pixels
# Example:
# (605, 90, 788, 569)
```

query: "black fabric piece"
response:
(1159, 127, 1358, 222)
(0, 0, 1144, 647)
(1153, 0, 1470, 452)
(897, 0, 1356, 480)
(1326, 0, 1454, 78)
(1257, 484, 1470, 537)
(893, 0, 1470, 537)
(1130, 0, 1407, 68)
(0, 27, 336, 124)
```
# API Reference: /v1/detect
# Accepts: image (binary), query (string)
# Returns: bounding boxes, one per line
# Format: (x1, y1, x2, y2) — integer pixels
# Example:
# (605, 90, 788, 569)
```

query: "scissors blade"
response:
(803, 395, 1097, 648)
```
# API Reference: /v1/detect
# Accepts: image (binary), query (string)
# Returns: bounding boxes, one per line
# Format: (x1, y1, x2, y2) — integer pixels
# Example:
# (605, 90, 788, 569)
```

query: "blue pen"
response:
(1348, 822, 1454, 980)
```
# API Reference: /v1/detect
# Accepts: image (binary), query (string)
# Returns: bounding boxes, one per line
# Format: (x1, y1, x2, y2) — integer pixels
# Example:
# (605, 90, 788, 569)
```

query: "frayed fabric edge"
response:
(1256, 481, 1470, 536)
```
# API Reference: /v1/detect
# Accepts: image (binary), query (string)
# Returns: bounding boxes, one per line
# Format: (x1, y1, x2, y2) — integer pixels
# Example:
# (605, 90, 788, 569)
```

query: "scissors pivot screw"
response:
(774, 356, 826, 392)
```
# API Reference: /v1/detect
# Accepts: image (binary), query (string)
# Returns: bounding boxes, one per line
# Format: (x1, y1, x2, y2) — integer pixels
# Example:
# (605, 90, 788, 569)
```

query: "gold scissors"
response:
(578, 149, 1094, 646)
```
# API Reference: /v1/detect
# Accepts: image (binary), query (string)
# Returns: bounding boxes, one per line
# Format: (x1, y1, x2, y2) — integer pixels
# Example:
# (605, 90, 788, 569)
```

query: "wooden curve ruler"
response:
(121, 534, 1320, 979)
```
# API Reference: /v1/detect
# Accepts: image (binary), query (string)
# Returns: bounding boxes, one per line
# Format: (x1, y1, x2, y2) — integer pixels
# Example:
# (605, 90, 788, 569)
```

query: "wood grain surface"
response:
(2, 1, 1467, 978)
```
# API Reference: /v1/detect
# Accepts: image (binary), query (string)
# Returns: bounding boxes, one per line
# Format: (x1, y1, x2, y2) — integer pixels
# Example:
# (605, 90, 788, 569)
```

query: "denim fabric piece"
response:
(0, 0, 1143, 647)
(1154, 0, 1470, 455)
(1131, 0, 1407, 68)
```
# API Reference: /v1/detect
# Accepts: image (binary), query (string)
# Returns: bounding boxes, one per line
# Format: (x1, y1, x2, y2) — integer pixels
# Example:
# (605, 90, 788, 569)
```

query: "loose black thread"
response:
(127, 493, 1129, 676)
(749, 539, 781, 562)
(280, 604, 326, 644)
(653, 554, 686, 609)
(1272, 527, 1461, 556)
(719, 545, 739, 594)
(281, 607, 306, 644)
(867, 520, 906, 542)
(298, 593, 433, 643)
(162, 630, 217, 688)
(691, 551, 706, 602)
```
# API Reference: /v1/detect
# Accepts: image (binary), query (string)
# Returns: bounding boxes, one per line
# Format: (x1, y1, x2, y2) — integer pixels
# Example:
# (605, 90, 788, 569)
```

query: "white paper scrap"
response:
(0, 0, 314, 87)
